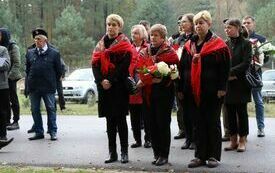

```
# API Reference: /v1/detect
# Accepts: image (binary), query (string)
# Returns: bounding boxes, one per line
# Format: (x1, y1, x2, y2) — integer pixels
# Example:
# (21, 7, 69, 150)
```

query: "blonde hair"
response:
(106, 14, 124, 28)
(150, 24, 168, 39)
(193, 10, 212, 25)
(131, 24, 148, 41)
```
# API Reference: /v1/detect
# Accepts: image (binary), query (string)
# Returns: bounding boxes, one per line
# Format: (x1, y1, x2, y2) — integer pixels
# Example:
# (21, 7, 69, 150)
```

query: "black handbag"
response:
(125, 76, 138, 95)
(245, 62, 263, 88)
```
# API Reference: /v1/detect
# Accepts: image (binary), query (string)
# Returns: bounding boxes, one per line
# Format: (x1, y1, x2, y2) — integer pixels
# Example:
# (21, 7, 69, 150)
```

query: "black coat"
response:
(179, 32, 231, 98)
(92, 35, 131, 118)
(25, 45, 62, 94)
(225, 37, 252, 104)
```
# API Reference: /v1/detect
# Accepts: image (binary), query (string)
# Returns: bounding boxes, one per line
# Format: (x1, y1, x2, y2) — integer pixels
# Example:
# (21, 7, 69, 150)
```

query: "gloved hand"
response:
(58, 96, 66, 111)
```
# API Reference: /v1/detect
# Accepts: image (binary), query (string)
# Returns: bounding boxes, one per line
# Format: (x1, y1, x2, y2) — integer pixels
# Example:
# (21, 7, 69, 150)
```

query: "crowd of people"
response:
(91, 11, 268, 168)
(0, 9, 269, 169)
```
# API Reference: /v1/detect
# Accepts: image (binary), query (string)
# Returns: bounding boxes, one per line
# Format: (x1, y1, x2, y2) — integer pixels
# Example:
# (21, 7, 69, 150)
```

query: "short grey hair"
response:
(131, 24, 148, 41)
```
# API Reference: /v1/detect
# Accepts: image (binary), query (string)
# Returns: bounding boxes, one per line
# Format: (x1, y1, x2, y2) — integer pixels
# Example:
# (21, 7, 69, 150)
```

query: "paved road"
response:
(1, 115, 275, 173)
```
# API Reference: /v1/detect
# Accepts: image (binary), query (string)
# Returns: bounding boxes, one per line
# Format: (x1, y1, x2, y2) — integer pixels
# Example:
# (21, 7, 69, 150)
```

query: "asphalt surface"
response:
(1, 115, 275, 173)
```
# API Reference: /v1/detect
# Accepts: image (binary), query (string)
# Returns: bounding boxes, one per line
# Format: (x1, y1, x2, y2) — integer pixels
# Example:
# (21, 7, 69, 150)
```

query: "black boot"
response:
(181, 140, 191, 149)
(121, 147, 129, 163)
(121, 152, 129, 163)
(104, 151, 118, 164)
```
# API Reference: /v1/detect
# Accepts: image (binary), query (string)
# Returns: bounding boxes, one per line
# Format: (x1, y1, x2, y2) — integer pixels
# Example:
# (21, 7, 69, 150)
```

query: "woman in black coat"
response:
(223, 18, 252, 152)
(137, 24, 179, 166)
(91, 14, 132, 164)
(179, 10, 231, 168)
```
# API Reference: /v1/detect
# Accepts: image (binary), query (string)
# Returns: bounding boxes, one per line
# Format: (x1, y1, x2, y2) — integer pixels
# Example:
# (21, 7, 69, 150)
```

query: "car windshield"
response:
(263, 71, 275, 81)
(66, 69, 93, 81)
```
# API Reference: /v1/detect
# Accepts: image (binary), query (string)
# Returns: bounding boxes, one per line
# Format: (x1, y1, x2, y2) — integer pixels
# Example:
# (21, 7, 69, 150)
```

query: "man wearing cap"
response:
(25, 28, 62, 141)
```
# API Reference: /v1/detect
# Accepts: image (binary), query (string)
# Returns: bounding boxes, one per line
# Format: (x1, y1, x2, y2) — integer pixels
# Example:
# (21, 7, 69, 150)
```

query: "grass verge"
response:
(19, 93, 275, 117)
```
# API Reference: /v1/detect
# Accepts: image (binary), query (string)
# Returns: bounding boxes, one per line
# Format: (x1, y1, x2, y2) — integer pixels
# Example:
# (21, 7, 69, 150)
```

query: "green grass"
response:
(19, 93, 98, 116)
(18, 93, 275, 117)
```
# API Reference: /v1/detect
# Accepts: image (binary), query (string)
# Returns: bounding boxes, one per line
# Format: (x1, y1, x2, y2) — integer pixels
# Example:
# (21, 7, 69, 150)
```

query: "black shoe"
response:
(181, 140, 191, 149)
(28, 134, 44, 140)
(257, 129, 265, 137)
(0, 137, 14, 149)
(50, 133, 57, 141)
(188, 158, 206, 168)
(155, 157, 168, 166)
(143, 141, 152, 148)
(7, 122, 19, 131)
(130, 142, 141, 148)
(207, 157, 219, 168)
(104, 153, 118, 164)
(152, 156, 159, 165)
(121, 153, 129, 164)
(27, 128, 35, 133)
(189, 142, 196, 150)
(174, 132, 185, 139)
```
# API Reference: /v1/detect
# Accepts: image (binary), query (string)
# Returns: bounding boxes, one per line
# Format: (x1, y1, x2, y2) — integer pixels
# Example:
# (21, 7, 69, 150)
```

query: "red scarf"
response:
(137, 42, 179, 106)
(185, 35, 229, 106)
(91, 34, 132, 75)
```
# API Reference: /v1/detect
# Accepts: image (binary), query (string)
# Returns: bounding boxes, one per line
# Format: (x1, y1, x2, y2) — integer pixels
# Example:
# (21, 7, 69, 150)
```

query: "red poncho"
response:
(137, 42, 179, 106)
(91, 34, 133, 76)
(184, 35, 230, 106)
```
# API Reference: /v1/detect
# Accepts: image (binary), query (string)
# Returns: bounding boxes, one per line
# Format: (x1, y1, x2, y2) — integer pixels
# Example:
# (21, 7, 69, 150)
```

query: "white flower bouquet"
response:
(138, 61, 179, 80)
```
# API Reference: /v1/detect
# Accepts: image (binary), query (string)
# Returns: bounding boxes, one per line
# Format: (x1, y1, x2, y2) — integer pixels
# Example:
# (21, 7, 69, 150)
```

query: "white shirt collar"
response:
(37, 44, 48, 53)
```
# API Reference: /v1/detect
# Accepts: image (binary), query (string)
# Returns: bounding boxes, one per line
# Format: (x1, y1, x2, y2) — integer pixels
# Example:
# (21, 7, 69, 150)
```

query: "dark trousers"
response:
(129, 104, 142, 143)
(194, 96, 222, 161)
(7, 79, 20, 123)
(0, 89, 10, 138)
(106, 115, 128, 154)
(176, 95, 184, 132)
(150, 85, 174, 159)
(142, 101, 151, 142)
(226, 103, 249, 137)
(222, 104, 230, 136)
(175, 86, 184, 133)
(182, 93, 195, 143)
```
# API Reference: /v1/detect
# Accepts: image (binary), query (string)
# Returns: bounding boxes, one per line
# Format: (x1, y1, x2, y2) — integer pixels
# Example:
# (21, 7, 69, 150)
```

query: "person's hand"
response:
(24, 89, 28, 98)
(152, 77, 162, 84)
(101, 79, 111, 90)
(136, 80, 144, 88)
(217, 90, 226, 98)
(193, 53, 201, 64)
(58, 97, 66, 111)
(178, 92, 184, 100)
(228, 76, 237, 81)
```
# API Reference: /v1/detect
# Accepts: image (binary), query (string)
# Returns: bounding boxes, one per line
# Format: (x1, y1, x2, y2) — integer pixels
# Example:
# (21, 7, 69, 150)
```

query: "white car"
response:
(261, 69, 275, 103)
(62, 68, 98, 105)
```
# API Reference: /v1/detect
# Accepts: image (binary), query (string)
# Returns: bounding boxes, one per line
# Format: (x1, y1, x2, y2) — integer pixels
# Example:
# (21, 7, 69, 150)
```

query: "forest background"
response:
(0, 0, 274, 72)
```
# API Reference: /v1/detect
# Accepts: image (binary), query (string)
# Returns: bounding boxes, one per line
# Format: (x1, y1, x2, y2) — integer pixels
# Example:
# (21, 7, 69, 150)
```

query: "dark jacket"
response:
(225, 37, 252, 104)
(179, 31, 231, 98)
(249, 31, 266, 43)
(92, 34, 131, 118)
(25, 44, 62, 94)
(0, 28, 22, 81)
